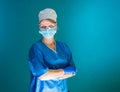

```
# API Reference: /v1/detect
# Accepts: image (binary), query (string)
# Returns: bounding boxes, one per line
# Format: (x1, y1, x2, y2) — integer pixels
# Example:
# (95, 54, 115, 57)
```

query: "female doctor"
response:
(28, 8, 77, 92)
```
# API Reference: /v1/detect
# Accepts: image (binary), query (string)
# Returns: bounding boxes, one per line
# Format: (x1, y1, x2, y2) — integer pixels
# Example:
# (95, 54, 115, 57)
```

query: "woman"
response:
(28, 8, 77, 92)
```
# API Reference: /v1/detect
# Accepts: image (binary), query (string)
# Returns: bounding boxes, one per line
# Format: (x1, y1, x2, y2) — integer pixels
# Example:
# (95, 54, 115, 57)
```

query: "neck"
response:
(42, 37, 55, 45)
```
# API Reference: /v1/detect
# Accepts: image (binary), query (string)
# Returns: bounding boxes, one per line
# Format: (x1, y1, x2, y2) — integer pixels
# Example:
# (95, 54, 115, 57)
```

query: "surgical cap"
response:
(38, 8, 57, 22)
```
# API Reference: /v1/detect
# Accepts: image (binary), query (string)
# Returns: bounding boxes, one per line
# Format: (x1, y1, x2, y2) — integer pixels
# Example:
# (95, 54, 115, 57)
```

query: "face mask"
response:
(39, 28, 57, 39)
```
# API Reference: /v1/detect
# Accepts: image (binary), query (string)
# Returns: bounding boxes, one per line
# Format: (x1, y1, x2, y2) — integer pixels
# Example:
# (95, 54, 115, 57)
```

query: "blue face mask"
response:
(39, 28, 57, 39)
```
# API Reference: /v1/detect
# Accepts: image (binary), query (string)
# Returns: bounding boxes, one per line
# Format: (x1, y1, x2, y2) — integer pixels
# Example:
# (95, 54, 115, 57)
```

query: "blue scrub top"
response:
(28, 39, 76, 92)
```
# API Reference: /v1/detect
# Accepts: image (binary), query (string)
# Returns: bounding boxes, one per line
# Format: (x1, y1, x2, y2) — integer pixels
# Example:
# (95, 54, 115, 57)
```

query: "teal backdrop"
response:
(0, 0, 120, 92)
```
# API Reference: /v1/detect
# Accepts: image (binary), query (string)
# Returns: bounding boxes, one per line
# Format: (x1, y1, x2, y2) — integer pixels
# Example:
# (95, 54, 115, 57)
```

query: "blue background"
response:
(0, 0, 120, 92)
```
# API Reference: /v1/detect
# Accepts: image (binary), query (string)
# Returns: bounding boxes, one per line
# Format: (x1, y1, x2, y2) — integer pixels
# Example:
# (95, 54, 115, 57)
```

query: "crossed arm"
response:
(39, 66, 76, 80)
(39, 69, 74, 80)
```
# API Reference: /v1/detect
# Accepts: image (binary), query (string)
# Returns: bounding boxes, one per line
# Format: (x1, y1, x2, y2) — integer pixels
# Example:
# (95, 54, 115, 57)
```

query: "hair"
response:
(40, 19, 56, 23)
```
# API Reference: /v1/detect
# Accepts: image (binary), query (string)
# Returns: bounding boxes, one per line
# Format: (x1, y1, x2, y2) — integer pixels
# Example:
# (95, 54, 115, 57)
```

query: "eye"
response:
(40, 25, 56, 29)
(49, 25, 54, 28)
(40, 26, 46, 29)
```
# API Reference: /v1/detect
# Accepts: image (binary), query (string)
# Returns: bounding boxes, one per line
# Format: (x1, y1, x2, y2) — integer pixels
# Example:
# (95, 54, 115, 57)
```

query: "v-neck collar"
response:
(40, 39, 57, 54)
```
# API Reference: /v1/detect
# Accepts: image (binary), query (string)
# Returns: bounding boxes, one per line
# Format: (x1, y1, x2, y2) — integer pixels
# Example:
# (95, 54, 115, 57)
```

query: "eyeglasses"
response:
(39, 24, 57, 29)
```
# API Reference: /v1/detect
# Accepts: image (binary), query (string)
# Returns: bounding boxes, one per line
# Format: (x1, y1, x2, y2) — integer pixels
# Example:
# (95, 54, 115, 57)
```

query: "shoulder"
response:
(56, 40, 71, 53)
(56, 40, 69, 48)
(29, 39, 43, 51)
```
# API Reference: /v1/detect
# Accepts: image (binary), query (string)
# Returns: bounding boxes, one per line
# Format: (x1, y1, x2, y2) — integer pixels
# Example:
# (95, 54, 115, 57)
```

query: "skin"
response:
(38, 19, 73, 80)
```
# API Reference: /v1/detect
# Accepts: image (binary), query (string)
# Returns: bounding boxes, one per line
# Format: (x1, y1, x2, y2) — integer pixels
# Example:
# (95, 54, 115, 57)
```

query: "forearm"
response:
(59, 66, 76, 80)
(59, 73, 73, 80)
(39, 69, 64, 80)
(39, 66, 76, 80)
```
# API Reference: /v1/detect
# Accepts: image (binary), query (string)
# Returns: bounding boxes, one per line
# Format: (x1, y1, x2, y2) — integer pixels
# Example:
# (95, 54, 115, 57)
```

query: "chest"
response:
(42, 44, 69, 69)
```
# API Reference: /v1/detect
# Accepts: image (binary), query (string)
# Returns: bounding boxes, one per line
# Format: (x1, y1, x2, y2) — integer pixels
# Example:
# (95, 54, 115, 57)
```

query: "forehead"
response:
(40, 19, 56, 26)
